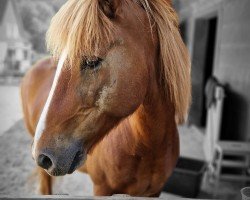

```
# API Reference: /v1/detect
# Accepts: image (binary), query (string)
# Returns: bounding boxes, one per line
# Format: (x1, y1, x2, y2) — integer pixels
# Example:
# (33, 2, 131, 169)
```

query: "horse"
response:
(20, 0, 191, 197)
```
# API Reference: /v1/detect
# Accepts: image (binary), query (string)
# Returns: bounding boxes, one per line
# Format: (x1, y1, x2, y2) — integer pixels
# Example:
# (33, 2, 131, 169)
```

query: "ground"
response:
(0, 85, 243, 199)
(0, 86, 22, 136)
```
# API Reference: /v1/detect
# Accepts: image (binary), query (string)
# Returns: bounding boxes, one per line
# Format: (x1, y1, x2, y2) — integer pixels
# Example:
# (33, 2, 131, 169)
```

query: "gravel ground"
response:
(0, 86, 23, 136)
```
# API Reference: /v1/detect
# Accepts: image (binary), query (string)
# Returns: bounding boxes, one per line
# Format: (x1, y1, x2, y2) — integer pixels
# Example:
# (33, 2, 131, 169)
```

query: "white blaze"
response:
(32, 51, 67, 156)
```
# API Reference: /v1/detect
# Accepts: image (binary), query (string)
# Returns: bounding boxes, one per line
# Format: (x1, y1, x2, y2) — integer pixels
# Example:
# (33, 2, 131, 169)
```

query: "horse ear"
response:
(99, 0, 121, 18)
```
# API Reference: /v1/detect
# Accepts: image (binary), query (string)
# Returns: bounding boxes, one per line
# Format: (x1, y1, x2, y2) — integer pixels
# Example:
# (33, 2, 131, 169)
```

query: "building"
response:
(174, 0, 250, 143)
(0, 0, 32, 75)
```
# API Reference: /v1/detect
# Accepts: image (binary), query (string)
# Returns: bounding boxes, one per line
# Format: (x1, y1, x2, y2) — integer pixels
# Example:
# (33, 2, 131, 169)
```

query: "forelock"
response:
(46, 0, 115, 66)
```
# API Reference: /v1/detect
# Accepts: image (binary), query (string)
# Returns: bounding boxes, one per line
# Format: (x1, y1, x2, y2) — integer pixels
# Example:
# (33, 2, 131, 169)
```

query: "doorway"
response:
(180, 21, 188, 45)
(189, 16, 218, 127)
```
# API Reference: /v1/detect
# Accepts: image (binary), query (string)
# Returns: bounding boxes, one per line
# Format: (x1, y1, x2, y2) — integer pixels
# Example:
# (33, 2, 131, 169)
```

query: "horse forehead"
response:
(44, 60, 82, 124)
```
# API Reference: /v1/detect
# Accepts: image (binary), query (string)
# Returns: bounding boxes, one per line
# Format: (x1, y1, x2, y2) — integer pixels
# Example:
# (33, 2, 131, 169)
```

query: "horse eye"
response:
(81, 57, 103, 70)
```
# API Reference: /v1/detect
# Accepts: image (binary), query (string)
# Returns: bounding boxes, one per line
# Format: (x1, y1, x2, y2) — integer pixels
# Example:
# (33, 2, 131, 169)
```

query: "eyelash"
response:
(81, 57, 103, 71)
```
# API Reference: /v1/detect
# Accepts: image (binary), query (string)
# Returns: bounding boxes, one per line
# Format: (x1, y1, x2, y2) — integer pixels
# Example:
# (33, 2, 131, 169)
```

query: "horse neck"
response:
(126, 73, 179, 155)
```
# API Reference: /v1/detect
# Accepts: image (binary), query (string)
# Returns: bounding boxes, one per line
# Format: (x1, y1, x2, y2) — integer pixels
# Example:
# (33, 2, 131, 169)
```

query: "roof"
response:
(0, 0, 30, 43)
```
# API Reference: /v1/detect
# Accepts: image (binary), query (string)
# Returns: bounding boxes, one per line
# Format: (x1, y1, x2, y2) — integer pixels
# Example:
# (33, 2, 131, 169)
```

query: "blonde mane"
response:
(46, 0, 191, 123)
(142, 0, 191, 123)
(46, 0, 114, 64)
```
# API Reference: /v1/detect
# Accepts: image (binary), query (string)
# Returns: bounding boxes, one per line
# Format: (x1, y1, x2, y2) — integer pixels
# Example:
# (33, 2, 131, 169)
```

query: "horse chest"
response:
(99, 152, 169, 196)
(86, 119, 178, 196)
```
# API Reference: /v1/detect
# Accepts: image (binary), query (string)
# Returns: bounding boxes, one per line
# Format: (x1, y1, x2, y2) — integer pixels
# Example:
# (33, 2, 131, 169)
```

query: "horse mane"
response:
(46, 0, 114, 64)
(141, 0, 191, 123)
(46, 0, 191, 123)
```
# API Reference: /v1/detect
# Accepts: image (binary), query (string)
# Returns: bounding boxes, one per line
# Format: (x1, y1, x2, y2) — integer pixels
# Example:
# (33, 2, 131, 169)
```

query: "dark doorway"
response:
(189, 16, 218, 127)
(180, 21, 187, 44)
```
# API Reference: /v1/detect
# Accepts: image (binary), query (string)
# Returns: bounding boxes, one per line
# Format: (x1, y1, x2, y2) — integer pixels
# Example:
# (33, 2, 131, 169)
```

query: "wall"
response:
(176, 0, 250, 141)
(0, 42, 7, 73)
(215, 0, 250, 141)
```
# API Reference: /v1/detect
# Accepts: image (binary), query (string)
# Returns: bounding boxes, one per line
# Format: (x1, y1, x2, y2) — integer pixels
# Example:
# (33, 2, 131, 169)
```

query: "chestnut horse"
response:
(20, 0, 191, 197)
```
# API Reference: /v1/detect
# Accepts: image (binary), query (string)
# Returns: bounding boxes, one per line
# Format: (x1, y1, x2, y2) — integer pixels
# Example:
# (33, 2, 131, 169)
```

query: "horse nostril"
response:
(37, 154, 53, 170)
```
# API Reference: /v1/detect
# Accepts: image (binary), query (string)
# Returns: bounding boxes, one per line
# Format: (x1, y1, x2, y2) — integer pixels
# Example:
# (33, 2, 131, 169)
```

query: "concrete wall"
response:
(0, 42, 8, 73)
(176, 0, 250, 141)
(215, 0, 250, 141)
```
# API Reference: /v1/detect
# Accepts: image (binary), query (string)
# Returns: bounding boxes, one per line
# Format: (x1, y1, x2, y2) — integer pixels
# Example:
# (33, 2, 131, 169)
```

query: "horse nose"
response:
(34, 141, 85, 176)
(37, 154, 53, 170)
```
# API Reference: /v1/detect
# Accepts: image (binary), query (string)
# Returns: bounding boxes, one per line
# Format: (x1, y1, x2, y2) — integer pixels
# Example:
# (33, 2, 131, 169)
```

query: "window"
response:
(23, 50, 28, 60)
(14, 61, 20, 71)
(7, 49, 15, 57)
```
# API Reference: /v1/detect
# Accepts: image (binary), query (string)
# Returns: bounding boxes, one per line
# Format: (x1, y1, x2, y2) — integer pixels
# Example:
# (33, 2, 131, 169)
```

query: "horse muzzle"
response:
(35, 142, 86, 176)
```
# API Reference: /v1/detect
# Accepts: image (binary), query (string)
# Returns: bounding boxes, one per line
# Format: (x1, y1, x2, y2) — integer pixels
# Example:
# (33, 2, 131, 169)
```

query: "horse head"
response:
(32, 0, 190, 176)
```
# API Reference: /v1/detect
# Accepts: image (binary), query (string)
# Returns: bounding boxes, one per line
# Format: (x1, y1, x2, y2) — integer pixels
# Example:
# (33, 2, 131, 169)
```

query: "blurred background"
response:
(0, 0, 249, 199)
